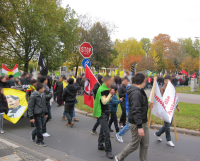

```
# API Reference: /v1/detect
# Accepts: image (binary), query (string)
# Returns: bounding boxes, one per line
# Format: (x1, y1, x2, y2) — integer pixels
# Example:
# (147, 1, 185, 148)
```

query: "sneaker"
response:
(91, 130, 98, 135)
(73, 118, 79, 122)
(43, 133, 50, 137)
(166, 141, 175, 147)
(116, 133, 123, 143)
(70, 122, 74, 127)
(115, 156, 119, 161)
(106, 153, 114, 159)
(154, 133, 162, 142)
(30, 132, 35, 142)
(0, 130, 4, 134)
(119, 123, 123, 128)
(61, 116, 67, 121)
(36, 142, 46, 147)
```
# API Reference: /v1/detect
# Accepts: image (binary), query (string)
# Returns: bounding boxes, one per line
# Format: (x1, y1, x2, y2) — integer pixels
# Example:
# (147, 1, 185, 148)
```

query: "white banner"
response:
(149, 81, 179, 123)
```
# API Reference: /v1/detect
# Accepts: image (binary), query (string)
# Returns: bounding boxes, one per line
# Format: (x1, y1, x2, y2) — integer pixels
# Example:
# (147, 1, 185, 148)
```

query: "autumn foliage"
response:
(121, 55, 142, 70)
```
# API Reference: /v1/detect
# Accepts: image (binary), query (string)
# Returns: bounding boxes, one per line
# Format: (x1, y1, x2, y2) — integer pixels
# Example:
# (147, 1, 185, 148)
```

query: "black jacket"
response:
(55, 81, 63, 96)
(118, 84, 126, 106)
(0, 95, 9, 114)
(62, 83, 80, 103)
(0, 81, 10, 88)
(28, 91, 48, 119)
(44, 85, 52, 106)
(20, 78, 31, 89)
(127, 85, 148, 128)
(93, 75, 103, 99)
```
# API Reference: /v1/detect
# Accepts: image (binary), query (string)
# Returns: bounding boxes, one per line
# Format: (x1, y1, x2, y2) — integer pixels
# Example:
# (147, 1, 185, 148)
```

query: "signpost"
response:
(79, 42, 93, 58)
(82, 59, 91, 68)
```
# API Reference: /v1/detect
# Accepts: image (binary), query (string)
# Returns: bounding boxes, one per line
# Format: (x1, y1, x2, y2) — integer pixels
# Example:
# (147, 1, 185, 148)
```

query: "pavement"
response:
(0, 103, 200, 161)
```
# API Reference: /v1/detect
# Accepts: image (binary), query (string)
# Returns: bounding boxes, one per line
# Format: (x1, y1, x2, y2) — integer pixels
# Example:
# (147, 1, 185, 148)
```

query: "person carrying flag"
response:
(93, 75, 115, 159)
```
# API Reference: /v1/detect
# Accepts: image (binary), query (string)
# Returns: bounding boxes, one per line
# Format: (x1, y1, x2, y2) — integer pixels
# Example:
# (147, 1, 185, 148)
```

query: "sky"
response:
(62, 0, 200, 42)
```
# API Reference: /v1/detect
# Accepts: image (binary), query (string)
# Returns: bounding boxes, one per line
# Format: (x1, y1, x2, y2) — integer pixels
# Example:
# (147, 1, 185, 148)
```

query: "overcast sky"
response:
(62, 0, 200, 42)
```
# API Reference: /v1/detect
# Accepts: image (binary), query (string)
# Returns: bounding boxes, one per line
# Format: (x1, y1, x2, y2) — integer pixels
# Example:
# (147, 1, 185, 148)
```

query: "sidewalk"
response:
(0, 137, 55, 161)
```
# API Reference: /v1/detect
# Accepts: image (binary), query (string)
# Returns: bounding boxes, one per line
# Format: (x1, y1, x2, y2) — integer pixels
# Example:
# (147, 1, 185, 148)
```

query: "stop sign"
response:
(79, 42, 93, 58)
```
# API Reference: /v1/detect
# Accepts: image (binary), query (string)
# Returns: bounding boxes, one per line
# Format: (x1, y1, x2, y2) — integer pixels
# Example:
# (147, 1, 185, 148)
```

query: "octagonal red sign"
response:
(79, 42, 93, 58)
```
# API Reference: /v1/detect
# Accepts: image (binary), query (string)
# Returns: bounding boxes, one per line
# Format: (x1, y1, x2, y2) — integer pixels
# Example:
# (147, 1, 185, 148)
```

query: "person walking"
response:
(93, 75, 115, 159)
(154, 75, 180, 147)
(62, 78, 80, 127)
(55, 76, 64, 107)
(118, 77, 129, 128)
(115, 73, 151, 161)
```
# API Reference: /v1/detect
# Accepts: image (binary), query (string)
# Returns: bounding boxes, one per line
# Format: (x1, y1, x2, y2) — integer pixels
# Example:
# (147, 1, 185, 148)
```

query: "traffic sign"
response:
(80, 42, 93, 58)
(82, 59, 91, 68)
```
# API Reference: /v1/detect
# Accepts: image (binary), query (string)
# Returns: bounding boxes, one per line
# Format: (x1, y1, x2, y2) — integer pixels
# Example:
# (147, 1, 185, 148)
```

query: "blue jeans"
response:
(32, 116, 46, 143)
(118, 111, 130, 136)
(63, 108, 75, 118)
(155, 120, 173, 141)
(109, 111, 119, 132)
(92, 118, 100, 131)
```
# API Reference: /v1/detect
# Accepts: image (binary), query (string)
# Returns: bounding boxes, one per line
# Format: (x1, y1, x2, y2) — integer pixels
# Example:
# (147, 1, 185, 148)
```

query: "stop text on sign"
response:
(79, 42, 93, 58)
(80, 47, 92, 55)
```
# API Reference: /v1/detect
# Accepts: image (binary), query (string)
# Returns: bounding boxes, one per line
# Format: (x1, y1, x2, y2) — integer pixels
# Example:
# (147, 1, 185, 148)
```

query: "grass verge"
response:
(75, 96, 200, 131)
(175, 86, 200, 95)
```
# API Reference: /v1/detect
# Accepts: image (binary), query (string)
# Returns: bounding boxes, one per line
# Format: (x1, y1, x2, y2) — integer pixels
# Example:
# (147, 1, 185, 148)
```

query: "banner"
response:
(147, 70, 157, 76)
(149, 81, 179, 123)
(3, 88, 28, 124)
(191, 73, 196, 78)
(2, 64, 20, 78)
(84, 65, 98, 108)
(38, 52, 48, 76)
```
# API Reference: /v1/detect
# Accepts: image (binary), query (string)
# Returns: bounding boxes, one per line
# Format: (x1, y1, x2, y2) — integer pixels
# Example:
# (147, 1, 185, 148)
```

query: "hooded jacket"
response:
(109, 94, 121, 112)
(127, 85, 148, 128)
(93, 75, 103, 99)
(62, 83, 80, 103)
(28, 91, 48, 119)
(55, 81, 63, 96)
(118, 84, 126, 106)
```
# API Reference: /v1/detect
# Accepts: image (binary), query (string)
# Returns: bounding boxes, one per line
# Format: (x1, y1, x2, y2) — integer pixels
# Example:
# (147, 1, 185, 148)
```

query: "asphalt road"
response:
(145, 90, 200, 104)
(1, 103, 200, 161)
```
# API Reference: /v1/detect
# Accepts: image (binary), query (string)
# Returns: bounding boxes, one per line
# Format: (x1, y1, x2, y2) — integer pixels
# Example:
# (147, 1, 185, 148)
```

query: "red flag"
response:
(84, 65, 98, 108)
(191, 73, 196, 78)
(181, 70, 188, 75)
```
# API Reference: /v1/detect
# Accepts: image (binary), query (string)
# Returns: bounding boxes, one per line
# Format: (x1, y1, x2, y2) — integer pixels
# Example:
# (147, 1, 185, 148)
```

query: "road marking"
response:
(0, 138, 19, 148)
(44, 159, 54, 161)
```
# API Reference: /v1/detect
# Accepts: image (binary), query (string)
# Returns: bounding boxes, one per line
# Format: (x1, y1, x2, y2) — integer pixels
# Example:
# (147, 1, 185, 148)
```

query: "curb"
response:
(75, 108, 200, 136)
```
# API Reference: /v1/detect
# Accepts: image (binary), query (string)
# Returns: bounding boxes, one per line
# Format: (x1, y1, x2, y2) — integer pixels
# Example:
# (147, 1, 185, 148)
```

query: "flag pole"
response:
(173, 114, 178, 142)
(148, 76, 157, 128)
(35, 51, 40, 77)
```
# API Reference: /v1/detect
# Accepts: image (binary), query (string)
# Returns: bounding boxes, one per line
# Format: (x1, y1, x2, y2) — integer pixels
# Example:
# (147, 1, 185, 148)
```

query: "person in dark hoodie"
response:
(62, 78, 80, 127)
(91, 75, 103, 135)
(20, 72, 31, 90)
(0, 76, 10, 88)
(115, 73, 152, 161)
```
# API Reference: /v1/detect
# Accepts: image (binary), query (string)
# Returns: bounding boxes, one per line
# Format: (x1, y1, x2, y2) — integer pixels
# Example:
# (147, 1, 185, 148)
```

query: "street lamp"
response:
(195, 37, 200, 87)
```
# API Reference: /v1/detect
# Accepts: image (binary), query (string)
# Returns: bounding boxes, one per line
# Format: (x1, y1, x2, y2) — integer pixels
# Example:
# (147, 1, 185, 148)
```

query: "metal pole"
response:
(123, 52, 124, 74)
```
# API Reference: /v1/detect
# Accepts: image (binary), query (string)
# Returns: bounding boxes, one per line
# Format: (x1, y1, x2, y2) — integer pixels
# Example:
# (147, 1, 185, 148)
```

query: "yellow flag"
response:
(3, 88, 28, 124)
(71, 75, 75, 79)
(115, 70, 119, 76)
(63, 81, 67, 89)
(120, 71, 124, 77)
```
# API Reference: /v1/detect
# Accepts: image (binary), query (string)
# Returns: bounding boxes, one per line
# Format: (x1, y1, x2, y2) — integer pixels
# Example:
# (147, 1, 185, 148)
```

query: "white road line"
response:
(44, 159, 54, 161)
(0, 138, 20, 148)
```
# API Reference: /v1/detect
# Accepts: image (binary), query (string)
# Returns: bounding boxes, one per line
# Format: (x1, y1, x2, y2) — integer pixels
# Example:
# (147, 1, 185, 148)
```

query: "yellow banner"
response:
(63, 81, 67, 89)
(120, 71, 124, 77)
(3, 88, 28, 124)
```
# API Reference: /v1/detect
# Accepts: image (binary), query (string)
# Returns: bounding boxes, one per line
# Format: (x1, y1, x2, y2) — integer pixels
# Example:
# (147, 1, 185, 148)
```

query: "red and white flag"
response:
(191, 73, 196, 78)
(84, 65, 98, 108)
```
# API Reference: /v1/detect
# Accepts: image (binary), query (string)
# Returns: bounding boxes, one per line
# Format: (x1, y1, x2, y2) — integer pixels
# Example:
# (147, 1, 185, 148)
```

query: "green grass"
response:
(175, 86, 200, 95)
(75, 96, 200, 131)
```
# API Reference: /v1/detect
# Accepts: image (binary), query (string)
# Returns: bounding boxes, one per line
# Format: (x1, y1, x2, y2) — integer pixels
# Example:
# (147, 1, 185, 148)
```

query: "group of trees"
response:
(113, 34, 200, 74)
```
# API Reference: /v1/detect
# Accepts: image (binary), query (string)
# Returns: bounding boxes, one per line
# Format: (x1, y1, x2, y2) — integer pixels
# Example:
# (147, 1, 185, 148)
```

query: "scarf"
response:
(93, 83, 110, 118)
(26, 85, 35, 92)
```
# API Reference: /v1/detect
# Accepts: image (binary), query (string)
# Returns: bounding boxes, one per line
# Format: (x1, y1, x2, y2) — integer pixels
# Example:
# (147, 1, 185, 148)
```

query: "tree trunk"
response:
(24, 62, 29, 72)
(75, 65, 78, 78)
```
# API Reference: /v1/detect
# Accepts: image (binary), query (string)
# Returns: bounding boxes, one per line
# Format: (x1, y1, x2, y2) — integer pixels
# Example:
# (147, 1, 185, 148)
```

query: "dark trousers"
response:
(32, 116, 46, 143)
(53, 92, 56, 101)
(57, 96, 64, 105)
(119, 103, 126, 126)
(65, 103, 75, 124)
(109, 111, 119, 132)
(98, 112, 112, 154)
(92, 118, 100, 131)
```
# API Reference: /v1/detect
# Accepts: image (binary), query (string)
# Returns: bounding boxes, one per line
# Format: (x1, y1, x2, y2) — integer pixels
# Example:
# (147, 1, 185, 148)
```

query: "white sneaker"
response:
(115, 156, 119, 161)
(154, 133, 162, 142)
(116, 133, 124, 143)
(43, 133, 50, 137)
(166, 141, 175, 147)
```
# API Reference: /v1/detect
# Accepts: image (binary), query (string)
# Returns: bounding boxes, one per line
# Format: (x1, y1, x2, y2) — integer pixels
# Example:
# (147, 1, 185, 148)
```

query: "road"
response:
(1, 102, 200, 161)
(145, 89, 199, 104)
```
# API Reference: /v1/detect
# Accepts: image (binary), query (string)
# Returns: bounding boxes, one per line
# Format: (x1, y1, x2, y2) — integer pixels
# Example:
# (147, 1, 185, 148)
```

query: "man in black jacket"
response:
(118, 76, 129, 128)
(62, 78, 80, 127)
(115, 73, 152, 161)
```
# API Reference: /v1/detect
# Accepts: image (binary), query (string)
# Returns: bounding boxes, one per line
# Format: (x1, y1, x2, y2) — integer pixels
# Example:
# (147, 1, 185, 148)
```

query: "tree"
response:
(181, 56, 199, 74)
(137, 56, 157, 72)
(140, 38, 151, 56)
(114, 38, 146, 68)
(121, 55, 142, 70)
(0, 0, 78, 72)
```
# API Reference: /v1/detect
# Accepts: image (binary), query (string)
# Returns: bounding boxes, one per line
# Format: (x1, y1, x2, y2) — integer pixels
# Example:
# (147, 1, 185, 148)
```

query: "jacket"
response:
(0, 96, 9, 114)
(127, 85, 148, 128)
(62, 83, 80, 103)
(93, 75, 103, 99)
(20, 78, 31, 89)
(109, 94, 121, 112)
(44, 85, 52, 106)
(80, 78, 85, 87)
(28, 91, 48, 119)
(126, 85, 130, 112)
(55, 81, 63, 96)
(118, 84, 126, 106)
(0, 81, 10, 88)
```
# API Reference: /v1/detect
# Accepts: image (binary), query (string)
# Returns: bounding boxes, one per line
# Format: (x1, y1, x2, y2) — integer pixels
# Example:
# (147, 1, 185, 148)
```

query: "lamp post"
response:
(195, 37, 200, 87)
